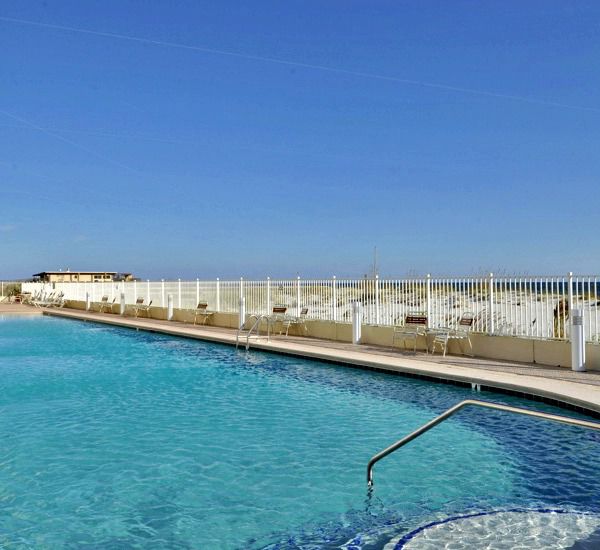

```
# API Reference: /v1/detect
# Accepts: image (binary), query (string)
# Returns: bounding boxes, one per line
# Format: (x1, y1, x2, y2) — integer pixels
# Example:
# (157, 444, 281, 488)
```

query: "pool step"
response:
(389, 509, 600, 550)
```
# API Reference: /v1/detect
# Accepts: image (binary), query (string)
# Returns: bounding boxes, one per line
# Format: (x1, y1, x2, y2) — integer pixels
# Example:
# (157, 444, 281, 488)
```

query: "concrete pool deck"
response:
(3, 303, 600, 415)
(0, 302, 46, 315)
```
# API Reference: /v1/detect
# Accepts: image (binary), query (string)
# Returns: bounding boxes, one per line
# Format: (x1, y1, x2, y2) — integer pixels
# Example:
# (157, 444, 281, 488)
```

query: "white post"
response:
(426, 274, 432, 329)
(119, 292, 126, 315)
(85, 292, 91, 311)
(216, 278, 220, 311)
(332, 276, 337, 322)
(571, 308, 586, 371)
(352, 301, 362, 344)
(196, 278, 200, 307)
(239, 296, 246, 329)
(488, 273, 495, 335)
(161, 279, 165, 307)
(375, 275, 380, 325)
(167, 294, 174, 321)
(178, 278, 182, 309)
(267, 277, 271, 314)
(568, 271, 574, 323)
(296, 276, 301, 317)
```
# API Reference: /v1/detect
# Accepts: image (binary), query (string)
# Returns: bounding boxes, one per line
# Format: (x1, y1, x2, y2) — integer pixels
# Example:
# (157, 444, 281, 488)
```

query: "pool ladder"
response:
(367, 399, 600, 487)
(236, 314, 272, 350)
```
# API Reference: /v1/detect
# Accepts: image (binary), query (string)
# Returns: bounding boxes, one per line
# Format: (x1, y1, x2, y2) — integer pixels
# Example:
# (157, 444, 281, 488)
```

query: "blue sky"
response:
(1, 1, 599, 279)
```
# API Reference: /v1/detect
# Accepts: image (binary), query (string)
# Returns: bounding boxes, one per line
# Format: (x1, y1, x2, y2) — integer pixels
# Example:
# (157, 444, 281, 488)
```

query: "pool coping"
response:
(41, 308, 600, 418)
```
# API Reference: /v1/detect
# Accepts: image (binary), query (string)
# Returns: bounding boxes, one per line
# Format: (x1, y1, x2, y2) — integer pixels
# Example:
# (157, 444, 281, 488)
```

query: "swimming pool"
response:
(0, 316, 598, 548)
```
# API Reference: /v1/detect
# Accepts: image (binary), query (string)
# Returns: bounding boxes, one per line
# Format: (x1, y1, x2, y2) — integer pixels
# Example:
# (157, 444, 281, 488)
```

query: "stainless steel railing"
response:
(235, 314, 272, 350)
(367, 399, 600, 487)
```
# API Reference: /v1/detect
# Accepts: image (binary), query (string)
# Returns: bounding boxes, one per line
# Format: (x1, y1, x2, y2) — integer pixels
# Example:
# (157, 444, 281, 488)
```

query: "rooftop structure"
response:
(32, 271, 133, 283)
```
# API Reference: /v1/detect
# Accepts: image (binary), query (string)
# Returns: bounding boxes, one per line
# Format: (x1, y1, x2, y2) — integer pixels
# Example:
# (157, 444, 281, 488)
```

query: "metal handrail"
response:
(235, 314, 259, 349)
(235, 314, 272, 350)
(367, 399, 600, 487)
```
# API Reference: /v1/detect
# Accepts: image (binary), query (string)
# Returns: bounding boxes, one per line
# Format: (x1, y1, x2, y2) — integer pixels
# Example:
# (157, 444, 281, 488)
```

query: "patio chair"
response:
(392, 313, 428, 353)
(193, 302, 215, 325)
(13, 293, 27, 304)
(97, 295, 116, 313)
(270, 306, 288, 334)
(431, 312, 475, 357)
(282, 307, 309, 336)
(132, 297, 153, 318)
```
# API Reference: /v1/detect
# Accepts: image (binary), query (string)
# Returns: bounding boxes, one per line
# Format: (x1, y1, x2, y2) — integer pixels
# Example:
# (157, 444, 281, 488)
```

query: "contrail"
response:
(1, 15, 599, 114)
(0, 108, 141, 173)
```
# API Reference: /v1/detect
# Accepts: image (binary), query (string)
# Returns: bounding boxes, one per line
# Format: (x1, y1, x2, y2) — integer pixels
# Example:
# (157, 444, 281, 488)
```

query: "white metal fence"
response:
(22, 274, 600, 342)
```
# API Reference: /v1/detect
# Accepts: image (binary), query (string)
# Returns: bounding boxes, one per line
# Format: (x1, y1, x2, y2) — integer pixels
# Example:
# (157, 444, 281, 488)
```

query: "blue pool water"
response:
(0, 316, 598, 549)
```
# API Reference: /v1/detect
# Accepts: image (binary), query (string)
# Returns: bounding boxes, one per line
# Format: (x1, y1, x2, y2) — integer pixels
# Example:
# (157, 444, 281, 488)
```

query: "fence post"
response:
(571, 308, 586, 371)
(120, 292, 126, 316)
(296, 276, 301, 317)
(167, 294, 174, 321)
(375, 275, 380, 325)
(488, 273, 495, 335)
(568, 271, 574, 311)
(352, 301, 362, 344)
(332, 276, 337, 322)
(240, 277, 244, 310)
(216, 278, 220, 311)
(426, 274, 431, 328)
(568, 271, 574, 341)
(196, 278, 200, 307)
(161, 279, 165, 307)
(239, 296, 246, 329)
(267, 277, 271, 314)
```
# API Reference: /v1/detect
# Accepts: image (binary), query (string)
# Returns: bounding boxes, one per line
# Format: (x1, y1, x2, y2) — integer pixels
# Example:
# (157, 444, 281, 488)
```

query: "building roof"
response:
(33, 271, 118, 276)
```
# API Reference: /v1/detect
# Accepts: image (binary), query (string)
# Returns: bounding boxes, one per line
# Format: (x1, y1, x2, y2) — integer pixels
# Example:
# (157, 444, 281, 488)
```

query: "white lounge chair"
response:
(431, 312, 475, 357)
(270, 306, 288, 334)
(393, 313, 428, 353)
(193, 302, 215, 325)
(97, 295, 116, 313)
(31, 291, 55, 308)
(32, 291, 65, 308)
(132, 297, 152, 318)
(47, 291, 65, 308)
(281, 307, 309, 336)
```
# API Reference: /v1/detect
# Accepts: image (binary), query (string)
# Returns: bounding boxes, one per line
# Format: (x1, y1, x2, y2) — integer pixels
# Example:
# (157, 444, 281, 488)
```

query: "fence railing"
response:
(21, 273, 600, 343)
